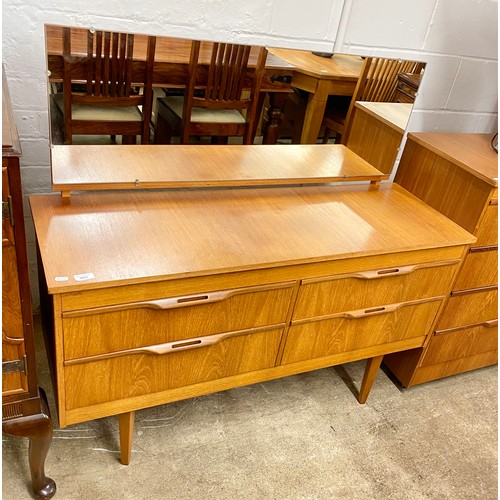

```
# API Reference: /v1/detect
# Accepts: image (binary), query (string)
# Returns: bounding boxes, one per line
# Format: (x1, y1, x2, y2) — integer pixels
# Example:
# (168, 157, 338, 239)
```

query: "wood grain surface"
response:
(406, 133, 498, 186)
(50, 144, 388, 192)
(30, 183, 475, 294)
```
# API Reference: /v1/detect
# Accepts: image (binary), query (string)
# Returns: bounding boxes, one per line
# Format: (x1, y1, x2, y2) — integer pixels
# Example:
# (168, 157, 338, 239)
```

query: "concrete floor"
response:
(2, 317, 497, 500)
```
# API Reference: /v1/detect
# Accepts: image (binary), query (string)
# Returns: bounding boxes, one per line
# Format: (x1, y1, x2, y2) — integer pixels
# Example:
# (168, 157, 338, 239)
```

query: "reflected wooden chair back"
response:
(155, 40, 268, 144)
(56, 27, 156, 144)
(323, 57, 422, 145)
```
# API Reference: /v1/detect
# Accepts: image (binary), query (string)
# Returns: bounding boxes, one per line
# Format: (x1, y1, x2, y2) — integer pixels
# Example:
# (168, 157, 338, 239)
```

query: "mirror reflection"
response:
(45, 24, 425, 173)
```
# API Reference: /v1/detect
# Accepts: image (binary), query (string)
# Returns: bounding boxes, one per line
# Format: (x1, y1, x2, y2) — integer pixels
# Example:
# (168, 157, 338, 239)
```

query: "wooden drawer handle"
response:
(63, 282, 293, 318)
(2, 332, 25, 345)
(344, 303, 402, 319)
(352, 260, 460, 280)
(435, 319, 498, 335)
(484, 319, 498, 328)
(64, 323, 285, 366)
(451, 285, 497, 297)
(469, 245, 498, 254)
(490, 199, 498, 206)
(291, 296, 443, 325)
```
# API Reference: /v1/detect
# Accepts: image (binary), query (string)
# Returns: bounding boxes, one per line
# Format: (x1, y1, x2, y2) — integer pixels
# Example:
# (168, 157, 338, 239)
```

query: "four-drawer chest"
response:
(385, 133, 498, 386)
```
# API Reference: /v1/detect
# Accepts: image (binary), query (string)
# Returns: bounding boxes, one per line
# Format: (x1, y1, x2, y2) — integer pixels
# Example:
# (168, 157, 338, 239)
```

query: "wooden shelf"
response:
(50, 144, 389, 197)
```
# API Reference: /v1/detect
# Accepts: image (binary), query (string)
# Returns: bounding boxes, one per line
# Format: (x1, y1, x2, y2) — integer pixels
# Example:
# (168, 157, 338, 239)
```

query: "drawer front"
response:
(63, 283, 294, 360)
(421, 322, 498, 367)
(437, 287, 497, 330)
(395, 90, 415, 104)
(2, 244, 28, 395)
(293, 260, 458, 320)
(475, 200, 497, 247)
(282, 299, 442, 365)
(2, 343, 28, 396)
(453, 248, 497, 290)
(64, 327, 284, 410)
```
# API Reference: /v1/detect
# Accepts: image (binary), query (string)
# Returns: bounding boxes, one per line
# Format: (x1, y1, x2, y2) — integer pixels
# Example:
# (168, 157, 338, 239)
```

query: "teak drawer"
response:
(475, 200, 498, 247)
(436, 287, 498, 331)
(421, 322, 498, 367)
(64, 327, 285, 410)
(292, 260, 459, 320)
(453, 248, 498, 291)
(282, 298, 442, 364)
(63, 282, 294, 360)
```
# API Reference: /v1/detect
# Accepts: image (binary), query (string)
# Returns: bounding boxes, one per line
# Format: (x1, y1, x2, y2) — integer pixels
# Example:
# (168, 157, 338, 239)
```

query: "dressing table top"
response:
(31, 183, 474, 294)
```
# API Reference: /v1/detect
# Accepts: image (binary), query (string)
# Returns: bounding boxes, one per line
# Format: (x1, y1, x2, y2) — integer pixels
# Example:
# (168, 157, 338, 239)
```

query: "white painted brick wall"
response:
(336, 0, 498, 132)
(2, 0, 498, 308)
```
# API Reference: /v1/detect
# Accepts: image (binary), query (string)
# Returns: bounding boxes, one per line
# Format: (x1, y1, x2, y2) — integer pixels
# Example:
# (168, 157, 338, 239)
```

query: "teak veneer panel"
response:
(395, 140, 493, 234)
(63, 283, 294, 359)
(60, 246, 464, 311)
(352, 102, 412, 134)
(385, 132, 498, 388)
(410, 351, 498, 386)
(50, 144, 388, 193)
(282, 299, 440, 365)
(30, 184, 474, 294)
(437, 287, 498, 330)
(293, 260, 459, 320)
(422, 323, 498, 367)
(346, 103, 410, 175)
(475, 202, 498, 247)
(406, 133, 498, 186)
(64, 327, 285, 410)
(453, 248, 498, 290)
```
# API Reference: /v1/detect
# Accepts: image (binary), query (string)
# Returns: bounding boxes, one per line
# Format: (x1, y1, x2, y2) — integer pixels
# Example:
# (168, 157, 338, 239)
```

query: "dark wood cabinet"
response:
(2, 68, 56, 498)
(394, 72, 422, 103)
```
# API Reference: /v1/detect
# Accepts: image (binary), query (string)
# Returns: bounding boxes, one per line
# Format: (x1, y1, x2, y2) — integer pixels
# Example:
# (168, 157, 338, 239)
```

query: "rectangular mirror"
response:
(45, 24, 425, 174)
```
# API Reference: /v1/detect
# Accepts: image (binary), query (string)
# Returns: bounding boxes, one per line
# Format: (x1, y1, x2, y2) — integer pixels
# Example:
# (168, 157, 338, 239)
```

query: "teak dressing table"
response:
(31, 144, 475, 465)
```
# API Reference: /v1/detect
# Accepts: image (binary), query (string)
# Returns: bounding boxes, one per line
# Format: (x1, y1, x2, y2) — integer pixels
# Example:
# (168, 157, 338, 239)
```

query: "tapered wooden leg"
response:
(358, 355, 384, 404)
(3, 388, 56, 498)
(117, 411, 135, 465)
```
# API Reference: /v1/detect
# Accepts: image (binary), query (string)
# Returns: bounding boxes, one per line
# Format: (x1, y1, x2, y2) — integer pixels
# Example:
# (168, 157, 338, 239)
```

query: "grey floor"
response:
(2, 317, 498, 500)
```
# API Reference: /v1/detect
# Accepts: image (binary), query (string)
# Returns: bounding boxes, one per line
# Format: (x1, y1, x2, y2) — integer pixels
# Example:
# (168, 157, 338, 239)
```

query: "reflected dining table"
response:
(267, 48, 364, 144)
(45, 25, 363, 144)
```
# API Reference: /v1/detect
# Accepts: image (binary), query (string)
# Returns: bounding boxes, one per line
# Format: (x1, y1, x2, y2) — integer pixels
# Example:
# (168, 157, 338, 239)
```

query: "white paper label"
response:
(74, 273, 95, 282)
(54, 276, 69, 282)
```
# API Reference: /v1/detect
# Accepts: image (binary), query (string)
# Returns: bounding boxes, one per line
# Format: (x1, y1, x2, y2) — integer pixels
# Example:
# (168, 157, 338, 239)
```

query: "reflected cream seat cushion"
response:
(158, 96, 245, 124)
(52, 93, 142, 121)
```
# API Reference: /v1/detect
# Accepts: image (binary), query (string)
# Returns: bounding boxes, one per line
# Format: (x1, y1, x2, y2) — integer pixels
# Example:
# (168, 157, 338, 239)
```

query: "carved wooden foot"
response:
(3, 388, 56, 498)
(117, 411, 135, 465)
(358, 355, 384, 404)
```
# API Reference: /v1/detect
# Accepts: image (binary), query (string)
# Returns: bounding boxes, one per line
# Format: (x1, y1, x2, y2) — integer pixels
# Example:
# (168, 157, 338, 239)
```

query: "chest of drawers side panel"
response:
(395, 138, 491, 234)
(387, 133, 498, 386)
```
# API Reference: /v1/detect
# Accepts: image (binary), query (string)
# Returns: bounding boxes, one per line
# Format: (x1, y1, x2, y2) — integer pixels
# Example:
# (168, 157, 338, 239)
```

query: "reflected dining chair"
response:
(53, 27, 156, 145)
(322, 57, 423, 145)
(154, 40, 268, 144)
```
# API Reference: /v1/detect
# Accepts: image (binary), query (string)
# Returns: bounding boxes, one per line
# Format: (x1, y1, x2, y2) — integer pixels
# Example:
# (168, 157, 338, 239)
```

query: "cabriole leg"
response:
(3, 388, 56, 499)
